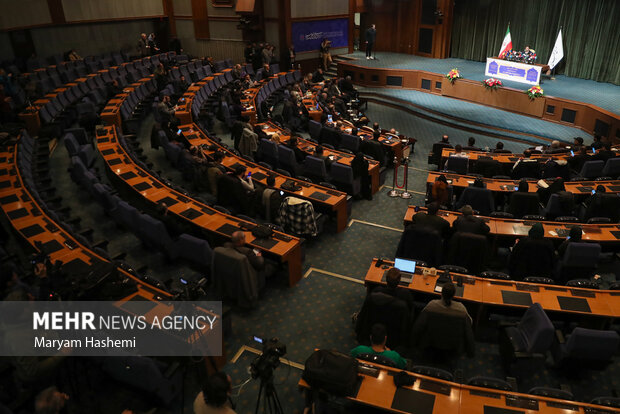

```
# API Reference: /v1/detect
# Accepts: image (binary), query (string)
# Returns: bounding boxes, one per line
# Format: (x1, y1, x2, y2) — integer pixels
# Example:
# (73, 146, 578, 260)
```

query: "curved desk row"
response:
(175, 68, 233, 125)
(365, 259, 620, 320)
(0, 136, 222, 360)
(404, 206, 620, 245)
(259, 121, 381, 195)
(100, 75, 155, 128)
(427, 171, 620, 195)
(95, 125, 305, 286)
(440, 147, 620, 168)
(299, 356, 620, 413)
(179, 124, 350, 232)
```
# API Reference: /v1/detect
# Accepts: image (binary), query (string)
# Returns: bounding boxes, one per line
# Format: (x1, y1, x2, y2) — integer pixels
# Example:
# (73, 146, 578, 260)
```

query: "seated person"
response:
(492, 141, 511, 154)
(372, 268, 413, 310)
(261, 175, 283, 222)
(590, 134, 603, 150)
(464, 136, 481, 151)
(194, 372, 236, 414)
(452, 205, 490, 235)
(430, 174, 450, 206)
(508, 222, 555, 280)
(568, 146, 589, 172)
(557, 225, 582, 259)
(593, 142, 615, 163)
(217, 166, 255, 213)
(421, 281, 472, 324)
(544, 140, 570, 154)
(312, 68, 325, 83)
(571, 137, 584, 151)
(207, 152, 226, 195)
(350, 323, 407, 369)
(511, 150, 540, 179)
(285, 135, 307, 163)
(410, 202, 451, 240)
(226, 230, 262, 267)
(313, 145, 333, 170)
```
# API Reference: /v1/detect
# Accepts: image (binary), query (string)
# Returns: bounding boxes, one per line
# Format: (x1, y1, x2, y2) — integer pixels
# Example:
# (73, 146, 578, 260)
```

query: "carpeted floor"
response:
(36, 96, 619, 413)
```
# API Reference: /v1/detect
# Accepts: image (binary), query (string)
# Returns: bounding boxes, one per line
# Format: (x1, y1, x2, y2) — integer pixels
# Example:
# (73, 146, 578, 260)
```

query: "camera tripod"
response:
(254, 373, 284, 414)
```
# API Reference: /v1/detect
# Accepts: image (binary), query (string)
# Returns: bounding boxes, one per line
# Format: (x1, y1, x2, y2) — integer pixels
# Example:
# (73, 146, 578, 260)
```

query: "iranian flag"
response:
(498, 26, 512, 58)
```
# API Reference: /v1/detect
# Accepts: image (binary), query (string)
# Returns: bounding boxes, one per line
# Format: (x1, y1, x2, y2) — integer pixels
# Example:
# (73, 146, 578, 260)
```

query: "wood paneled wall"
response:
(291, 0, 348, 18)
(61, 0, 164, 21)
(175, 19, 245, 61)
(0, 0, 51, 30)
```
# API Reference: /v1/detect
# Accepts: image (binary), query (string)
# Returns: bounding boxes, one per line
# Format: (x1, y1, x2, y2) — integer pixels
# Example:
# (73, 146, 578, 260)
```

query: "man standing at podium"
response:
(365, 24, 376, 60)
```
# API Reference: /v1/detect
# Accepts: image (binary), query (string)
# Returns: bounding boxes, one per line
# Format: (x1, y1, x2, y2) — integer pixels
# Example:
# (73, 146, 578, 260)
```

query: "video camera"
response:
(250, 336, 287, 381)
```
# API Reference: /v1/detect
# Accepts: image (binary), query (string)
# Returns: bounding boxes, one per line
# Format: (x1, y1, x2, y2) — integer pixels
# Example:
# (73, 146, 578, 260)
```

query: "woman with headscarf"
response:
(431, 174, 450, 207)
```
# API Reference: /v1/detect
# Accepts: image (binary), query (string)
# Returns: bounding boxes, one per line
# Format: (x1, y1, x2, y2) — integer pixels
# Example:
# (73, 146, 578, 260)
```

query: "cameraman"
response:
(194, 372, 237, 414)
(320, 39, 332, 71)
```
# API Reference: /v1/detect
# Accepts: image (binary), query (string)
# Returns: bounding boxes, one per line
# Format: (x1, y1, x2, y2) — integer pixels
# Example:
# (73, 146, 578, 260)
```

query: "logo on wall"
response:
(292, 19, 349, 53)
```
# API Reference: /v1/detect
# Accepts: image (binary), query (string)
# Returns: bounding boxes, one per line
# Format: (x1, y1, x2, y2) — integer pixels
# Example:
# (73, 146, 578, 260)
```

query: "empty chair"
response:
(340, 134, 360, 153)
(411, 366, 454, 381)
(303, 156, 328, 183)
(429, 142, 452, 166)
(257, 139, 279, 168)
(447, 232, 487, 275)
(509, 223, 555, 280)
(506, 192, 540, 218)
(565, 279, 599, 289)
(308, 120, 322, 141)
(555, 242, 600, 283)
(170, 234, 213, 270)
(111, 201, 141, 232)
(578, 160, 604, 179)
(395, 225, 442, 266)
(498, 303, 554, 376)
(543, 193, 575, 220)
(552, 327, 619, 370)
(137, 214, 174, 252)
(583, 193, 620, 222)
(444, 156, 468, 175)
(601, 158, 620, 177)
(211, 246, 264, 308)
(523, 276, 555, 285)
(474, 159, 504, 178)
(456, 187, 495, 216)
(330, 163, 360, 196)
(467, 376, 512, 391)
(479, 271, 510, 280)
(277, 145, 301, 176)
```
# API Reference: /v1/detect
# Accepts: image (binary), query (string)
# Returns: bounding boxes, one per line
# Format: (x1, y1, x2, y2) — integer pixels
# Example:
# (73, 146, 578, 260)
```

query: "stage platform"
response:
(341, 51, 620, 114)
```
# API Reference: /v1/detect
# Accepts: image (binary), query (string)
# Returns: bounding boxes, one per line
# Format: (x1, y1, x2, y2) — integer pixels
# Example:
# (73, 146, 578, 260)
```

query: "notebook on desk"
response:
(383, 258, 416, 285)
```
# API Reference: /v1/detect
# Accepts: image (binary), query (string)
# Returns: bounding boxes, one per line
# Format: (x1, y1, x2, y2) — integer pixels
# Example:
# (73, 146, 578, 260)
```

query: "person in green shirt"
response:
(350, 323, 407, 369)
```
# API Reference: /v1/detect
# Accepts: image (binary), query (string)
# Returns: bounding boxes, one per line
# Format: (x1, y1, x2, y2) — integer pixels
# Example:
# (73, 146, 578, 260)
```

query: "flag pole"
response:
(550, 25, 561, 80)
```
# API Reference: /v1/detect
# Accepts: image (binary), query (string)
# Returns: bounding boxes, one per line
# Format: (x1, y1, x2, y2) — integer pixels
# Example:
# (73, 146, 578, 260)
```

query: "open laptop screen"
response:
(394, 258, 416, 274)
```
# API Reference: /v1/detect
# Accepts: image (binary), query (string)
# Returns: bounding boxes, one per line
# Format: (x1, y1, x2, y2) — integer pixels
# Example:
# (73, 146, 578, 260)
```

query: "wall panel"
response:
(175, 19, 244, 62)
(207, 1, 237, 16)
(0, 33, 13, 60)
(209, 21, 242, 40)
(30, 20, 155, 57)
(264, 0, 280, 19)
(291, 0, 348, 18)
(61, 0, 164, 21)
(173, 0, 193, 16)
(0, 0, 51, 30)
(264, 22, 280, 50)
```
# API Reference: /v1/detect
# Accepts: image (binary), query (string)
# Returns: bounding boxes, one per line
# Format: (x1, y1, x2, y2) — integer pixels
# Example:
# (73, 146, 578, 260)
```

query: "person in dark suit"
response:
(373, 268, 414, 310)
(568, 146, 590, 173)
(365, 24, 377, 59)
(464, 137, 481, 151)
(352, 151, 372, 200)
(360, 130, 386, 166)
(452, 205, 490, 235)
(492, 141, 511, 154)
(226, 231, 264, 273)
(260, 175, 283, 223)
(285, 135, 307, 163)
(410, 202, 451, 239)
(590, 134, 603, 150)
(508, 222, 555, 280)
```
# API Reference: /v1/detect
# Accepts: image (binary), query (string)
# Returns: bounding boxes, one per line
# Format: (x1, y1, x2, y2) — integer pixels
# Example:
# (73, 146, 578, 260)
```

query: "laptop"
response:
(393, 258, 416, 285)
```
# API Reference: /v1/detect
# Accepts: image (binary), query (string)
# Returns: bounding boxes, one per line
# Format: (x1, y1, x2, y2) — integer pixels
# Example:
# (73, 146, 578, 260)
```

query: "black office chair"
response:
(411, 365, 454, 381)
(467, 376, 513, 391)
(395, 225, 443, 267)
(447, 232, 487, 275)
(357, 353, 397, 368)
(355, 292, 413, 350)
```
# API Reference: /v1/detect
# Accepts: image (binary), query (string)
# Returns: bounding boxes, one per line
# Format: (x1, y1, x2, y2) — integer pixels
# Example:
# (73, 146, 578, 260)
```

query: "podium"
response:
(485, 57, 550, 86)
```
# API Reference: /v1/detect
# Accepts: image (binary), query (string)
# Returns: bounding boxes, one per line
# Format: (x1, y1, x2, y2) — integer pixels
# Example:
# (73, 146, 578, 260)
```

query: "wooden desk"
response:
(427, 171, 620, 195)
(101, 77, 154, 128)
(299, 357, 619, 413)
(404, 206, 620, 245)
(180, 124, 350, 233)
(175, 77, 213, 125)
(365, 259, 620, 319)
(356, 124, 406, 161)
(95, 126, 305, 286)
(258, 121, 381, 195)
(440, 147, 620, 170)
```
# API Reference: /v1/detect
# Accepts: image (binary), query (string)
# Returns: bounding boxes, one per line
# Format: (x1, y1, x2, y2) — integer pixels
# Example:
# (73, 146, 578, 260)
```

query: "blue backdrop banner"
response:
(292, 18, 348, 53)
